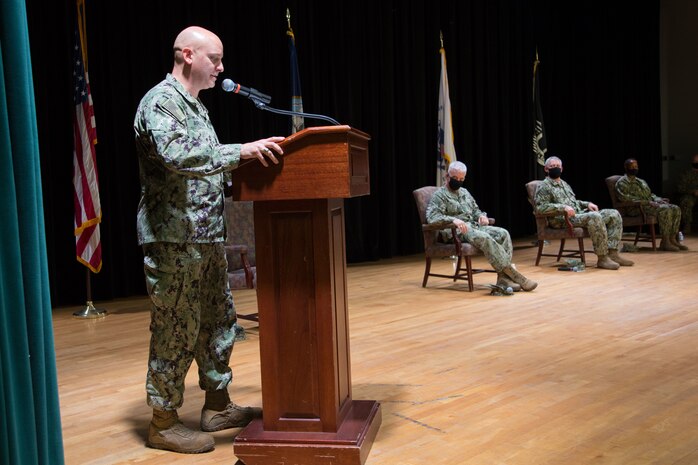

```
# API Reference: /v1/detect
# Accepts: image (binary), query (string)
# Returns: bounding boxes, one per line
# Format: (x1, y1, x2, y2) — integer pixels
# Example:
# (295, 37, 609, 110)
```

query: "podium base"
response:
(234, 400, 381, 465)
(73, 301, 107, 319)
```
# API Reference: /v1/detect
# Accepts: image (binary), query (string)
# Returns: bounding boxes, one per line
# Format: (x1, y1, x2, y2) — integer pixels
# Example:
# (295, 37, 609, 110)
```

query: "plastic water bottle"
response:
(678, 231, 684, 242)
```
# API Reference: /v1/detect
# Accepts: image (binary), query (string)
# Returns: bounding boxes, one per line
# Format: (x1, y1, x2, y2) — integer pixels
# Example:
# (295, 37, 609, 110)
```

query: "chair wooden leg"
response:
(649, 224, 657, 251)
(422, 257, 432, 287)
(634, 226, 641, 247)
(240, 251, 254, 289)
(578, 238, 586, 264)
(535, 241, 544, 266)
(464, 256, 474, 291)
(556, 239, 566, 261)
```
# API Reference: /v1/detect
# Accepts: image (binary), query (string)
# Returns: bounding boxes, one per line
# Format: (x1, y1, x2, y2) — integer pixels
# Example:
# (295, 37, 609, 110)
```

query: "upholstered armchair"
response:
(525, 180, 590, 265)
(605, 175, 657, 250)
(412, 186, 495, 291)
(224, 198, 256, 290)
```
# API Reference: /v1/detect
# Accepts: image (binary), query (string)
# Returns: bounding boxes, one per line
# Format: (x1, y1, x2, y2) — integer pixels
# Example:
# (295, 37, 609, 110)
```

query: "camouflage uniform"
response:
(534, 177, 622, 256)
(677, 169, 698, 232)
(134, 74, 242, 410)
(426, 186, 513, 272)
(615, 174, 681, 237)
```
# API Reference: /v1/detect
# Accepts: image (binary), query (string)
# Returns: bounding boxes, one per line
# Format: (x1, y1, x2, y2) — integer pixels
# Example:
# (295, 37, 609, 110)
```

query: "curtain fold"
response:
(1, 0, 65, 463)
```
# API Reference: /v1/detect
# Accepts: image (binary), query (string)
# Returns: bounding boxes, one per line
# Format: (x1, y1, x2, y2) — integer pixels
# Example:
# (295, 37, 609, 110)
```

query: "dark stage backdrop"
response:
(27, 0, 661, 307)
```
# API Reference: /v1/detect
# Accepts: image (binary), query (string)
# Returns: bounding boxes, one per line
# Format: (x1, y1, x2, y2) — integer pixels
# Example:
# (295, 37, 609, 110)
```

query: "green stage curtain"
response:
(0, 0, 65, 463)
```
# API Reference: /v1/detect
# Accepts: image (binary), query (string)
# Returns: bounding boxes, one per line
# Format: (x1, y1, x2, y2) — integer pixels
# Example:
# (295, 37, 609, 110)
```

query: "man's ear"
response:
(181, 47, 195, 64)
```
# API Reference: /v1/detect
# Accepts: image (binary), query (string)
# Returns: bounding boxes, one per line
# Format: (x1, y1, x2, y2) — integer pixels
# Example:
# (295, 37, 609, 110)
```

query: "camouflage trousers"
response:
(460, 225, 513, 272)
(569, 209, 622, 256)
(631, 203, 681, 237)
(679, 195, 695, 231)
(142, 242, 236, 411)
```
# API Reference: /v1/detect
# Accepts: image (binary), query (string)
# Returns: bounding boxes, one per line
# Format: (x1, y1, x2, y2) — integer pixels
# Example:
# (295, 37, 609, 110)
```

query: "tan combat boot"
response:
(596, 255, 620, 270)
(200, 390, 262, 432)
(670, 235, 689, 251)
(659, 237, 679, 252)
(501, 266, 538, 291)
(147, 409, 214, 454)
(496, 272, 521, 292)
(608, 249, 634, 266)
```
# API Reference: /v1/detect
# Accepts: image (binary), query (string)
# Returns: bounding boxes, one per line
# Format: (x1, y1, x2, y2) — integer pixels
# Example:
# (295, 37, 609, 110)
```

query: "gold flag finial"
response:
(286, 8, 291, 30)
(440, 30, 444, 49)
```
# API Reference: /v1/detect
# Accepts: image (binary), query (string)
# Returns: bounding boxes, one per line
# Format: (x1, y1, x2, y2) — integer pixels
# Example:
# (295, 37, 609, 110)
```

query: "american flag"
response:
(72, 1, 102, 273)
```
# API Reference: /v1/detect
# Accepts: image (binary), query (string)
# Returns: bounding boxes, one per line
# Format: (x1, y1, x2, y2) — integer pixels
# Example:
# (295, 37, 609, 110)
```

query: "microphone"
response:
(221, 78, 271, 105)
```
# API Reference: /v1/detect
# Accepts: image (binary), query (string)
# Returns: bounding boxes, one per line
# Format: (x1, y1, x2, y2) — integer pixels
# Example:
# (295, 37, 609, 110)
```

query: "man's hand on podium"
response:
(240, 136, 284, 167)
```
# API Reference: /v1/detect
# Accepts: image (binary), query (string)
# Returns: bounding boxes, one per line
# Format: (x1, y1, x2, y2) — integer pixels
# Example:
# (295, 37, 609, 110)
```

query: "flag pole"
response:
(72, 0, 105, 318)
(73, 268, 107, 318)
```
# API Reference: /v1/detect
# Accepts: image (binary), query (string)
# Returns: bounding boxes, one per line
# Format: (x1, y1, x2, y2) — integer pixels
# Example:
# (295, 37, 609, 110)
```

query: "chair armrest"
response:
(533, 210, 577, 236)
(615, 199, 650, 221)
(533, 210, 562, 219)
(421, 222, 463, 255)
(614, 199, 644, 209)
(423, 217, 495, 231)
(422, 220, 456, 231)
(227, 244, 249, 254)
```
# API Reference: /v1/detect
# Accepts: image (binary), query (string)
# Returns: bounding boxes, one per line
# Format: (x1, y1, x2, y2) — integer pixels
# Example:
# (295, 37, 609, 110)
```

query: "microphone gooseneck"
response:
(220, 78, 340, 126)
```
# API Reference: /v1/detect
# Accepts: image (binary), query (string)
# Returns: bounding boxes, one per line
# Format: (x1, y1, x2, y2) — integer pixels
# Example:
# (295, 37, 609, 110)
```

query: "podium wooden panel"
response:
(231, 126, 381, 465)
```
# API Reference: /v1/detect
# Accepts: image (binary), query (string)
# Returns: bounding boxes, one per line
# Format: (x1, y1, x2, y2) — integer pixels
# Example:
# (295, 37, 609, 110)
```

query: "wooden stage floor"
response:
(53, 234, 698, 465)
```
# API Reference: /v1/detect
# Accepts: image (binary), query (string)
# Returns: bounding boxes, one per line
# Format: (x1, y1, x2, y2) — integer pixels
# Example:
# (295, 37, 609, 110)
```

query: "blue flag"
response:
(288, 23, 304, 133)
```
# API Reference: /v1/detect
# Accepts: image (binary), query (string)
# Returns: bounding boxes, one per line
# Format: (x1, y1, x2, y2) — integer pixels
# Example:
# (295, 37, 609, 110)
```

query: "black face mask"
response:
(547, 167, 562, 179)
(626, 168, 638, 176)
(448, 178, 464, 190)
(693, 163, 698, 169)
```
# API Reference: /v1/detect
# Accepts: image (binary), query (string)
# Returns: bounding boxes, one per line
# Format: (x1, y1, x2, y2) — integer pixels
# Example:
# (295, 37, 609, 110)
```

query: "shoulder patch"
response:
(157, 99, 186, 124)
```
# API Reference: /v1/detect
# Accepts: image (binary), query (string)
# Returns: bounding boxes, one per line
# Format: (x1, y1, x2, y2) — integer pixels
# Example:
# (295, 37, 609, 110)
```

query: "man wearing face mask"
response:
(677, 153, 698, 234)
(615, 158, 687, 251)
(426, 161, 538, 291)
(535, 156, 633, 270)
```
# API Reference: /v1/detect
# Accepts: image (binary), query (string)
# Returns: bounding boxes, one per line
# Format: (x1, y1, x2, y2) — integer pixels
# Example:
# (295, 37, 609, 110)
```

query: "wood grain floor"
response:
(53, 234, 698, 465)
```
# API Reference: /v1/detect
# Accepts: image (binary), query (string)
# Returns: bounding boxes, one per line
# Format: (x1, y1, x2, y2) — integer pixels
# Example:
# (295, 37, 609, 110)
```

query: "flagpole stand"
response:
(73, 300, 107, 319)
(73, 268, 106, 318)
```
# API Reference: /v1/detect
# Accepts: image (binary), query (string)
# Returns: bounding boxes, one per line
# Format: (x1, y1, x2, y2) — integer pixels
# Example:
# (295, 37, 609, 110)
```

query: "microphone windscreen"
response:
(221, 79, 236, 92)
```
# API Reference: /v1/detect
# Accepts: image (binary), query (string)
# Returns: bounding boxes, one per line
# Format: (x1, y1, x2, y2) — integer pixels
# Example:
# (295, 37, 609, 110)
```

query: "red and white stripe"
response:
(73, 70, 102, 273)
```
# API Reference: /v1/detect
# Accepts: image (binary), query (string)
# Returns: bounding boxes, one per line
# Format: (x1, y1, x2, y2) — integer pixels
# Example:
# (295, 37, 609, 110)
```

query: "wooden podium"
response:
(230, 126, 381, 465)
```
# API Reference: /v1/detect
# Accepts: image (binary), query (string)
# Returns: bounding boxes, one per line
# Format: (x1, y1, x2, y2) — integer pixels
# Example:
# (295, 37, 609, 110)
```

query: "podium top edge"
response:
(281, 126, 370, 147)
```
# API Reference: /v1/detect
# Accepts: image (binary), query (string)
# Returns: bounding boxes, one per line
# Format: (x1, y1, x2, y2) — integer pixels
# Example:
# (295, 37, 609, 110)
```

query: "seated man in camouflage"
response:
(677, 153, 698, 234)
(426, 161, 537, 292)
(535, 156, 633, 270)
(615, 158, 687, 251)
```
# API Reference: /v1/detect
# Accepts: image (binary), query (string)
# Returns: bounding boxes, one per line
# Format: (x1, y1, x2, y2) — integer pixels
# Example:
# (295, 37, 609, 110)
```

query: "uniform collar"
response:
(166, 73, 202, 107)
